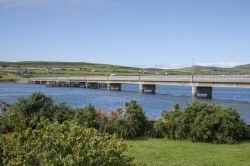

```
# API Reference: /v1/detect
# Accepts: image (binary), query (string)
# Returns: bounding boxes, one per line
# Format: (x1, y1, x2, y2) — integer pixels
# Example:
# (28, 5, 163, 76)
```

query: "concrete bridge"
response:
(30, 75, 250, 99)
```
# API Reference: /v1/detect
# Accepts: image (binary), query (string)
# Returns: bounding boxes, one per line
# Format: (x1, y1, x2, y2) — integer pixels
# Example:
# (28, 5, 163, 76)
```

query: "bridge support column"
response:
(107, 83, 121, 91)
(139, 84, 156, 93)
(192, 86, 212, 99)
(86, 82, 99, 89)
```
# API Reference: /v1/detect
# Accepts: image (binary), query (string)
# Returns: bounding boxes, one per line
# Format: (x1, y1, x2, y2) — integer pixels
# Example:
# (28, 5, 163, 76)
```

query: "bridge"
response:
(30, 75, 250, 99)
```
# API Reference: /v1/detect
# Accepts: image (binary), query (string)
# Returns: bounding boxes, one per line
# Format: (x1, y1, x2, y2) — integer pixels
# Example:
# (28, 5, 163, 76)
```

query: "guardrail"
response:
(30, 75, 250, 83)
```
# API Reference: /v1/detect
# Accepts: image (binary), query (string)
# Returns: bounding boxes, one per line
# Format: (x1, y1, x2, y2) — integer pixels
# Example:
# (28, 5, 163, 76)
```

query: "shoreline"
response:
(0, 78, 29, 84)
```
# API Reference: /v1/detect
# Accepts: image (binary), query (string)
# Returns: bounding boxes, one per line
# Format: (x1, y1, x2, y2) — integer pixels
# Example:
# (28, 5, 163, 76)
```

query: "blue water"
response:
(0, 83, 250, 124)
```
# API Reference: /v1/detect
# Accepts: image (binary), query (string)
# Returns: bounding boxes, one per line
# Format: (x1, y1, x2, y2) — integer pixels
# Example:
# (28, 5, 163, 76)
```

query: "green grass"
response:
(0, 73, 18, 82)
(126, 138, 250, 166)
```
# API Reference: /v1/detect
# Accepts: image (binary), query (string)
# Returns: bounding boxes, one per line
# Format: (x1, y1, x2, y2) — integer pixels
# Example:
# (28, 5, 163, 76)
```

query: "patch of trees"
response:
(0, 93, 249, 165)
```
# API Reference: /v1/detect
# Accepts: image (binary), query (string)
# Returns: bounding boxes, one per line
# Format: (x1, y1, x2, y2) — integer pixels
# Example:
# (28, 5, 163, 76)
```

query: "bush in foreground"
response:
(0, 120, 133, 166)
(151, 102, 247, 143)
(190, 103, 246, 143)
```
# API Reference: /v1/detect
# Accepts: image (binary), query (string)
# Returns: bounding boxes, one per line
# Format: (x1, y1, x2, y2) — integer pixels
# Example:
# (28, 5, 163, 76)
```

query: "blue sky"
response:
(0, 0, 249, 68)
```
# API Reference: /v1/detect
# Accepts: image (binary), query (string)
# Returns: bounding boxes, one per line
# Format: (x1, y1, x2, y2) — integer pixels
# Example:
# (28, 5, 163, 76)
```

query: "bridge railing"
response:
(30, 75, 250, 83)
(140, 75, 192, 82)
(193, 75, 250, 83)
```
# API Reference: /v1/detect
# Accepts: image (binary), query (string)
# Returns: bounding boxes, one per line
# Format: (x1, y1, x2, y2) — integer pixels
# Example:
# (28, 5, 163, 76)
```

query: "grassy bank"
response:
(127, 138, 250, 166)
(0, 74, 18, 82)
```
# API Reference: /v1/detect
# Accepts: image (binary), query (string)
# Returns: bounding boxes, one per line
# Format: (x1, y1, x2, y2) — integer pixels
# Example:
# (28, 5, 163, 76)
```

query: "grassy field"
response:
(0, 61, 166, 79)
(127, 138, 250, 166)
(0, 73, 18, 82)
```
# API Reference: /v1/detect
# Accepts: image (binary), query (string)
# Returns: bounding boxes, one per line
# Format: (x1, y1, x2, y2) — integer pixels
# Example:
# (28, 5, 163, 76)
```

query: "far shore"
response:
(0, 78, 29, 83)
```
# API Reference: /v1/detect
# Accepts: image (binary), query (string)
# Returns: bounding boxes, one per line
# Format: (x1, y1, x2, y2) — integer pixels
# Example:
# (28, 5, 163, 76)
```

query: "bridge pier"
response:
(139, 84, 156, 93)
(107, 83, 121, 91)
(86, 82, 99, 89)
(192, 86, 213, 99)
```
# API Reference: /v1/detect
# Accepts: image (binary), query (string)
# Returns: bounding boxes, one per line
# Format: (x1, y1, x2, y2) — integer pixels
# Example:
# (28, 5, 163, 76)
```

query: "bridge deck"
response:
(30, 75, 250, 88)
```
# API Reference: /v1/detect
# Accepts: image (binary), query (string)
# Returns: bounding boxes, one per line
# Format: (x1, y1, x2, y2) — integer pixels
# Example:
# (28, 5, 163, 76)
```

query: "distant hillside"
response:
(0, 61, 250, 82)
(168, 64, 250, 75)
(0, 61, 162, 81)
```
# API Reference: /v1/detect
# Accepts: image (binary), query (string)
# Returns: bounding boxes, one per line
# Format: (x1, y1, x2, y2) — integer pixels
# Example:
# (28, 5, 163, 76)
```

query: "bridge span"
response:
(30, 75, 250, 99)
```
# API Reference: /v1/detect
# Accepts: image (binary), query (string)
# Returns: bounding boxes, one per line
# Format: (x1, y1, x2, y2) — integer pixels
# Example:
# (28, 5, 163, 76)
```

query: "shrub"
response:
(13, 92, 54, 119)
(151, 102, 247, 144)
(2, 93, 74, 132)
(149, 118, 167, 138)
(245, 125, 250, 139)
(73, 104, 99, 128)
(0, 100, 10, 115)
(101, 101, 147, 139)
(150, 104, 182, 139)
(0, 115, 12, 134)
(0, 135, 3, 165)
(1, 120, 133, 166)
(190, 104, 246, 143)
(123, 100, 147, 137)
(53, 103, 73, 123)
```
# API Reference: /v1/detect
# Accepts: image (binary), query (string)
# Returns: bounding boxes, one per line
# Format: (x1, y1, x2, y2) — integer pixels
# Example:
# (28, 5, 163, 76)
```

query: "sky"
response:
(0, 0, 250, 68)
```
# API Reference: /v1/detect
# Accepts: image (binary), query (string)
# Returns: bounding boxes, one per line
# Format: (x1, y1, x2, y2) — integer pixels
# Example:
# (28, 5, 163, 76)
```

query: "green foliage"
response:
(100, 101, 148, 139)
(9, 92, 54, 131)
(0, 135, 3, 165)
(100, 108, 131, 138)
(124, 100, 147, 137)
(1, 120, 133, 166)
(13, 92, 54, 118)
(0, 100, 10, 115)
(245, 125, 250, 139)
(0, 93, 73, 133)
(0, 115, 12, 133)
(1, 92, 249, 165)
(53, 103, 73, 123)
(190, 104, 246, 143)
(151, 102, 247, 144)
(148, 119, 167, 138)
(74, 104, 99, 127)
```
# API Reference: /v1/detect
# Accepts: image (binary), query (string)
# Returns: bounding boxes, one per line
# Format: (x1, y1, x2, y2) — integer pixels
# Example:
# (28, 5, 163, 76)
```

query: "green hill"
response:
(168, 65, 250, 75)
(0, 61, 250, 82)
